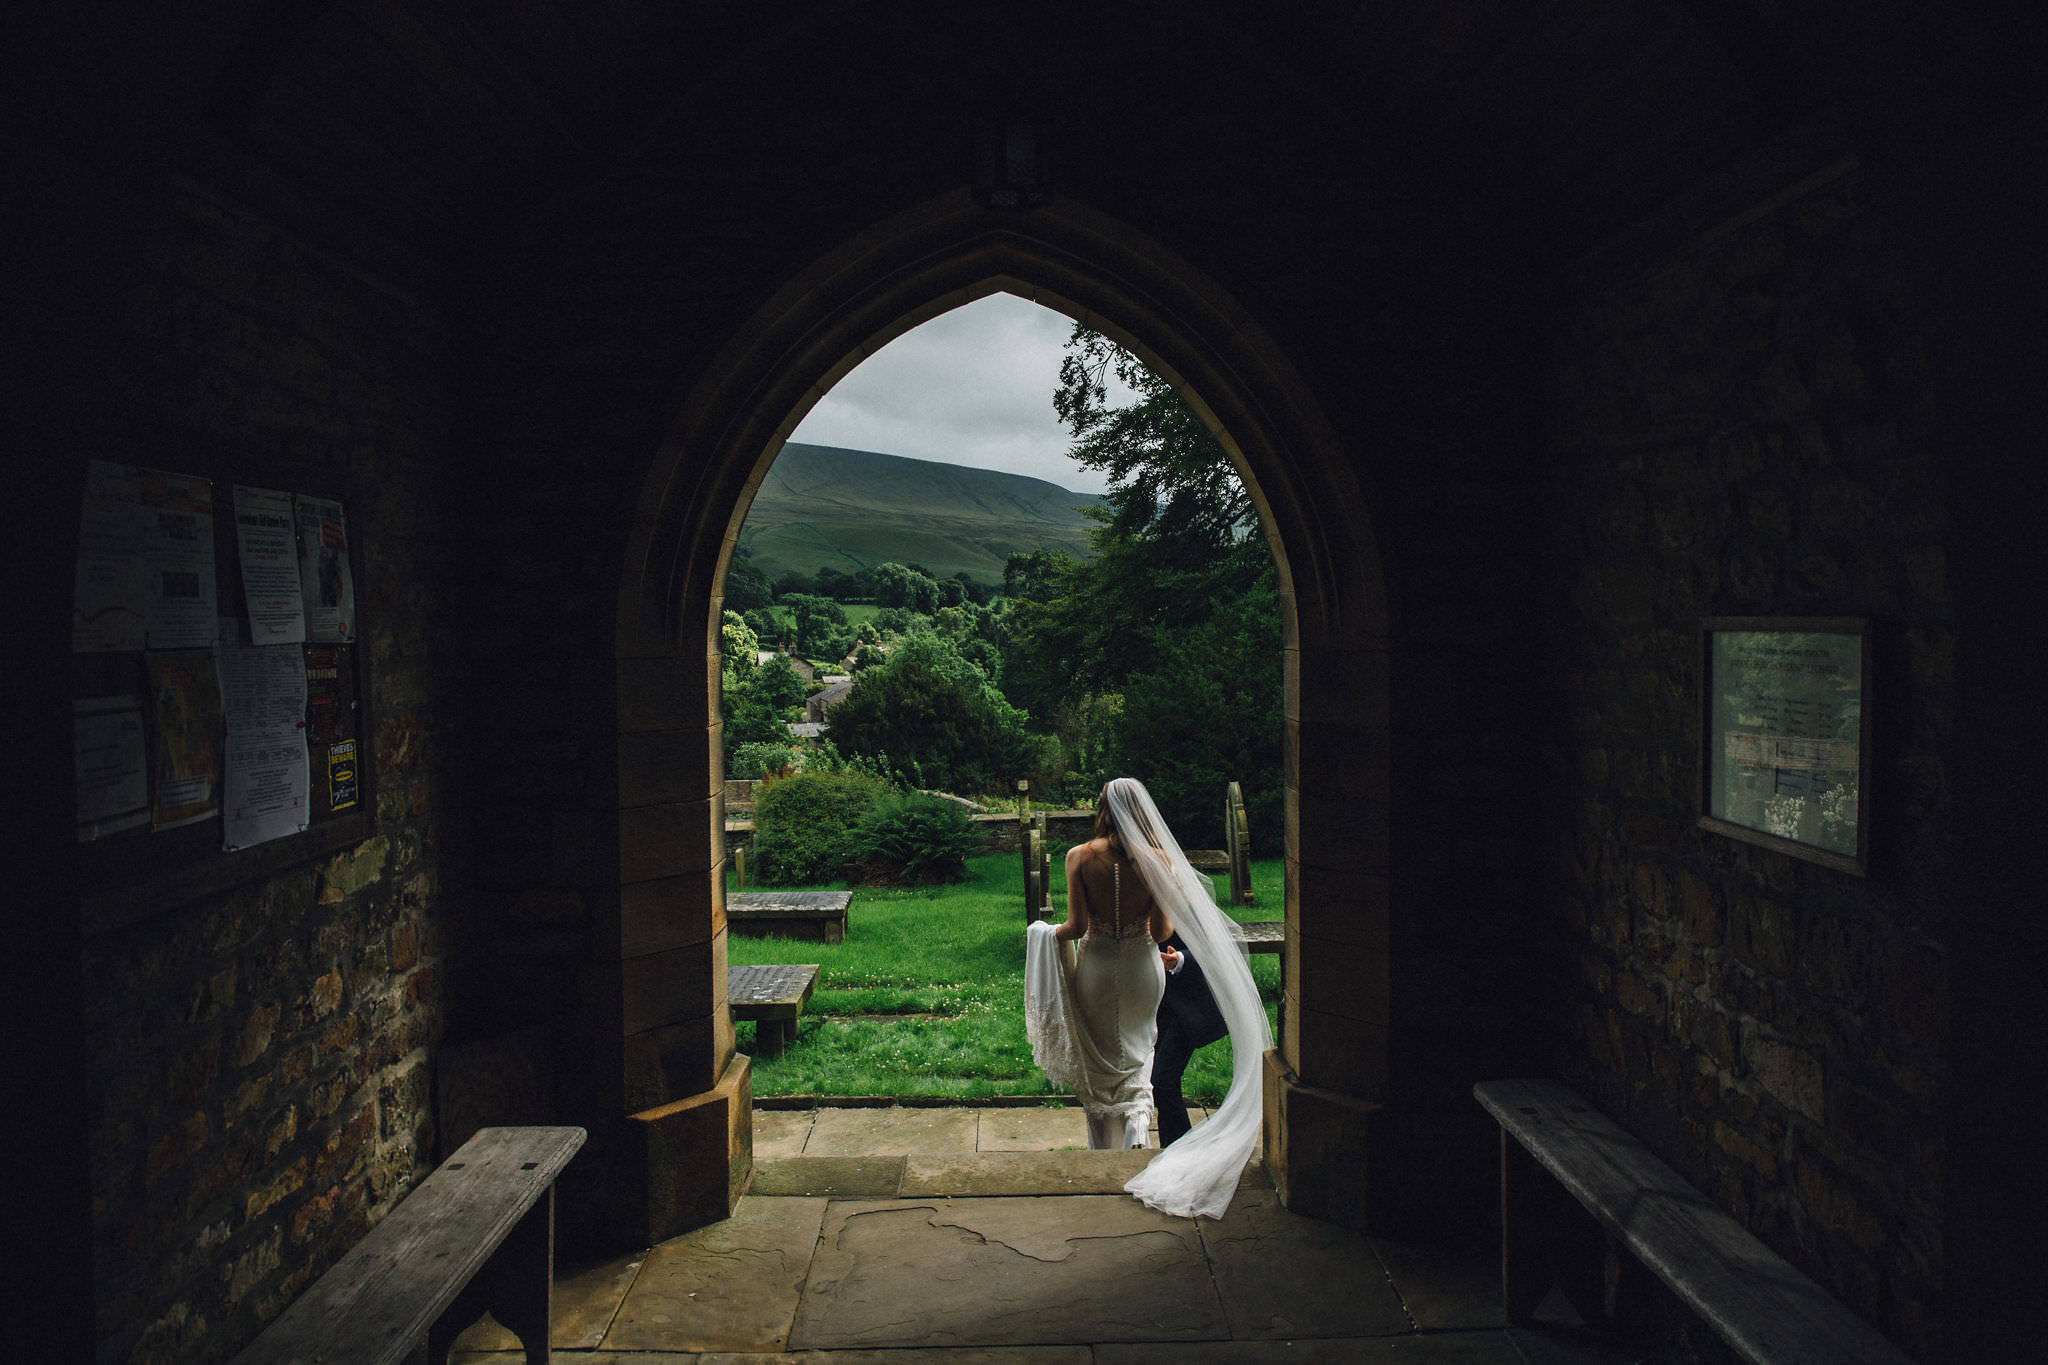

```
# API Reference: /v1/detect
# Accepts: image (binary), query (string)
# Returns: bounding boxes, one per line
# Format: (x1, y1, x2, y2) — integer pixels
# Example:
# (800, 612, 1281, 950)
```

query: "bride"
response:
(1026, 777, 1273, 1218)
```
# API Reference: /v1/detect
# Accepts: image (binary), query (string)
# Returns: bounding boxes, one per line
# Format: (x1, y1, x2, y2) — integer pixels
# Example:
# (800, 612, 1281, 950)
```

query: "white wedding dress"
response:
(1028, 858, 1165, 1148)
(1026, 778, 1273, 1217)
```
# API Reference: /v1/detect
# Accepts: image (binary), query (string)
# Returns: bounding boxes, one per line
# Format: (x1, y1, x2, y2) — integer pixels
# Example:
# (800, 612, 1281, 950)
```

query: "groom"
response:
(1155, 931, 1229, 1146)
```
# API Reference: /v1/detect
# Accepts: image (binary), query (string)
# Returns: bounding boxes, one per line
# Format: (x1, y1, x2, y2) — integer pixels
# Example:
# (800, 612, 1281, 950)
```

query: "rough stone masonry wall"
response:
(77, 175, 456, 1365)
(1540, 166, 1951, 1356)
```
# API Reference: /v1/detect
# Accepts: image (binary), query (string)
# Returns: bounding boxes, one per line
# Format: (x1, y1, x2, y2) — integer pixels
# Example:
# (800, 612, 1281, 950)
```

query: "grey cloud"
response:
(788, 292, 1113, 493)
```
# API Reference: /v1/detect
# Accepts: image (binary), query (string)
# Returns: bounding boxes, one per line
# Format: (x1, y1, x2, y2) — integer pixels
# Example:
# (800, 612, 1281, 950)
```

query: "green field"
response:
(725, 852, 1283, 1101)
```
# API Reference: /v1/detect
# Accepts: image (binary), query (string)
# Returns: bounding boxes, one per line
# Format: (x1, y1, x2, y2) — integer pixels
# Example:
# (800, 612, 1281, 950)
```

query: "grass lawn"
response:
(725, 851, 1284, 1102)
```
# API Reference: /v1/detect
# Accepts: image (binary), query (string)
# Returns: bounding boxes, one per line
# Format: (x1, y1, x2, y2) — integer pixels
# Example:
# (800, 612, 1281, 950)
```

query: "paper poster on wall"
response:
(233, 485, 307, 644)
(304, 643, 359, 817)
(73, 461, 220, 651)
(218, 640, 310, 850)
(72, 462, 149, 651)
(294, 494, 356, 643)
(327, 739, 359, 811)
(148, 650, 223, 830)
(75, 696, 150, 841)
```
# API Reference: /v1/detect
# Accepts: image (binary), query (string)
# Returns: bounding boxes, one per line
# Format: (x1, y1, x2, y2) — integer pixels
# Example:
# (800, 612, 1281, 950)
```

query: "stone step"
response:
(750, 1149, 1271, 1199)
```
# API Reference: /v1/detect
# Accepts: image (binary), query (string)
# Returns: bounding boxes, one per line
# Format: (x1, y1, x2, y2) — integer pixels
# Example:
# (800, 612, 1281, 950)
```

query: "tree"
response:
(719, 610, 760, 687)
(872, 561, 939, 614)
(782, 593, 856, 660)
(825, 633, 1038, 795)
(742, 606, 784, 648)
(813, 566, 876, 602)
(723, 649, 804, 759)
(1102, 574, 1284, 851)
(725, 556, 774, 613)
(1055, 325, 1262, 580)
(1004, 547, 1077, 602)
(999, 326, 1283, 845)
(753, 656, 808, 711)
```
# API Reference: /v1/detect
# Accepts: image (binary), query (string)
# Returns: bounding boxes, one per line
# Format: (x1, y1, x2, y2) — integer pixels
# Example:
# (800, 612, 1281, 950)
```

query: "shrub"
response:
(730, 741, 798, 781)
(851, 792, 980, 884)
(750, 769, 891, 885)
(826, 633, 1037, 795)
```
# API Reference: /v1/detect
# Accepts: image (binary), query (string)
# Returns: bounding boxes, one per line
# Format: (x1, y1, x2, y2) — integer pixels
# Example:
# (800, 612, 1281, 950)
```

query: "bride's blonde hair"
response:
(1092, 786, 1126, 857)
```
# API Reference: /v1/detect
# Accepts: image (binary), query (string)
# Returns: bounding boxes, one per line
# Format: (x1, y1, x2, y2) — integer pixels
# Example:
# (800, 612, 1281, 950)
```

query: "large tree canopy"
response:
(1055, 327, 1265, 582)
(825, 633, 1039, 795)
(1002, 326, 1283, 848)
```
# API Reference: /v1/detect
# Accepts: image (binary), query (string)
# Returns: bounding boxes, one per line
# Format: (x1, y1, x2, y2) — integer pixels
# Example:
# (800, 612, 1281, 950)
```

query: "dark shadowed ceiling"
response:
(8, 1, 1989, 283)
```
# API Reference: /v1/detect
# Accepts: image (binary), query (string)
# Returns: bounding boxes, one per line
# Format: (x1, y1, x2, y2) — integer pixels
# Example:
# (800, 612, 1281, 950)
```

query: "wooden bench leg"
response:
(1500, 1129, 1550, 1323)
(427, 1187, 556, 1365)
(1500, 1129, 1607, 1328)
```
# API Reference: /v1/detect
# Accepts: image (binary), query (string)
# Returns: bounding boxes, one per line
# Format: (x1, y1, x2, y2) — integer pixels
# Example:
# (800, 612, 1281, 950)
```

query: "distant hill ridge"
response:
(737, 442, 1102, 585)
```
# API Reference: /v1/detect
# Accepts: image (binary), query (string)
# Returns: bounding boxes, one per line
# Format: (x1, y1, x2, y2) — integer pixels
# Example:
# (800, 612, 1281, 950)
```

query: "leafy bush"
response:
(851, 792, 980, 883)
(826, 633, 1037, 795)
(730, 741, 798, 781)
(750, 769, 891, 885)
(802, 739, 899, 784)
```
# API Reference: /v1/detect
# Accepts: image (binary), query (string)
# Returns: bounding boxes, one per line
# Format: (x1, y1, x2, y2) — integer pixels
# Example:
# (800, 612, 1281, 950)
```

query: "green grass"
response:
(726, 852, 1284, 1102)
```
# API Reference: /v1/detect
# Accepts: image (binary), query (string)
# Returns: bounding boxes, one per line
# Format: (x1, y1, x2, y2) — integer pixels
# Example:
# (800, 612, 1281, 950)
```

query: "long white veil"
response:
(1108, 777, 1272, 1219)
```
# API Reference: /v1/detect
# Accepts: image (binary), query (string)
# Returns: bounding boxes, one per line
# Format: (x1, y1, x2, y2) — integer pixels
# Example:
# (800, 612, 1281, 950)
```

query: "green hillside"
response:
(737, 442, 1102, 585)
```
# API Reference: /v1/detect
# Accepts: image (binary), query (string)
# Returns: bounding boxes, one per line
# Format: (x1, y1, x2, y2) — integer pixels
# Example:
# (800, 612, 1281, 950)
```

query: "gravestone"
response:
(1224, 781, 1253, 907)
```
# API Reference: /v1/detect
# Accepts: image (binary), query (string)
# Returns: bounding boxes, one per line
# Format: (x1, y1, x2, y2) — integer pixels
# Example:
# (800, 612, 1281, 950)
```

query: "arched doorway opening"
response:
(607, 190, 1391, 1243)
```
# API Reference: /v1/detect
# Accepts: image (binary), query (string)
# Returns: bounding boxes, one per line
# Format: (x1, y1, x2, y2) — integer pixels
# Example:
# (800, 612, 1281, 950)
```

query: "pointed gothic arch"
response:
(605, 190, 1392, 1240)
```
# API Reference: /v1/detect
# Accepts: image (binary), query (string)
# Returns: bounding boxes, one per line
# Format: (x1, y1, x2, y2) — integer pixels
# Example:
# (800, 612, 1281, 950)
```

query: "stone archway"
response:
(607, 189, 1391, 1242)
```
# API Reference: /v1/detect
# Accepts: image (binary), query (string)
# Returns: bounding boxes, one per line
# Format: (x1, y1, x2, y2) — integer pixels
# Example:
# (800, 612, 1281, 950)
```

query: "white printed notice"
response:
(72, 462, 148, 651)
(294, 494, 356, 643)
(217, 641, 310, 851)
(233, 486, 307, 644)
(75, 696, 150, 841)
(71, 460, 219, 651)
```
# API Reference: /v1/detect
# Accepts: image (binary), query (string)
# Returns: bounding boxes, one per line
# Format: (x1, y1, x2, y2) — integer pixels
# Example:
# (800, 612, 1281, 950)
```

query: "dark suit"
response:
(1155, 931, 1229, 1146)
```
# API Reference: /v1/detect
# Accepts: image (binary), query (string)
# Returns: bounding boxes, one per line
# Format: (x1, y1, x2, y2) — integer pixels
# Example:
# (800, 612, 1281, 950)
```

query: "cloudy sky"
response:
(787, 292, 1128, 494)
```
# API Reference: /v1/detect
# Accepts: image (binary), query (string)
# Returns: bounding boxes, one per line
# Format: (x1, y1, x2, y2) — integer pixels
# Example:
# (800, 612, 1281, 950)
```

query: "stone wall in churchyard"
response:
(76, 179, 458, 1365)
(1539, 164, 1951, 1356)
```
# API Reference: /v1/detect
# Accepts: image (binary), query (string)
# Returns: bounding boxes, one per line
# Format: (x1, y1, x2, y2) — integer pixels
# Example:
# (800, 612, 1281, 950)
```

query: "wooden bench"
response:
(1474, 1079, 1911, 1365)
(726, 890, 851, 943)
(231, 1125, 585, 1365)
(729, 962, 820, 1059)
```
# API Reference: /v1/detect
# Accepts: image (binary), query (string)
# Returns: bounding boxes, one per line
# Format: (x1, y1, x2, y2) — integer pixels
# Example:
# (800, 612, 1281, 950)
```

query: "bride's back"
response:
(1068, 836, 1165, 941)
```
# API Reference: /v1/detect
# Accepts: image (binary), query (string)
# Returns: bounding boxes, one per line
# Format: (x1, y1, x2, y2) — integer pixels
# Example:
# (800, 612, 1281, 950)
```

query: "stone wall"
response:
(723, 810, 1095, 859)
(66, 175, 458, 1364)
(1539, 163, 1951, 1355)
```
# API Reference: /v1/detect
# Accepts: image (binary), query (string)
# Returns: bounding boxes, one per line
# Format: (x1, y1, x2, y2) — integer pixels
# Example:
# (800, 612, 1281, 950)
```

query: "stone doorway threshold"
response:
(448, 1105, 1633, 1363)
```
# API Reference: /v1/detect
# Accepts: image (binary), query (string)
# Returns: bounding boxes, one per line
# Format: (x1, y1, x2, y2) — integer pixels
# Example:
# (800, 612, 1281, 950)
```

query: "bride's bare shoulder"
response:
(1066, 837, 1109, 866)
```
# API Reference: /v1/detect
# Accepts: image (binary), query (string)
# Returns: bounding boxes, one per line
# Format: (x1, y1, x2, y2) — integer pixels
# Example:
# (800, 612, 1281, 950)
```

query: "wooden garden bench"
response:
(1474, 1078, 1910, 1365)
(230, 1125, 585, 1365)
(729, 962, 820, 1059)
(726, 890, 851, 943)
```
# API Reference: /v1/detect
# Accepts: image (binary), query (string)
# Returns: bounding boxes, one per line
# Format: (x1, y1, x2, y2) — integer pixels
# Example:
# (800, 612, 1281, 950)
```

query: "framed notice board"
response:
(1698, 617, 1869, 875)
(69, 453, 376, 929)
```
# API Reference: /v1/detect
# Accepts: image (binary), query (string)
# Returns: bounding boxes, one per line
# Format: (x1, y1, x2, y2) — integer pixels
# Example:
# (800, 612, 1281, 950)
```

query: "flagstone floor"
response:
(448, 1105, 1640, 1364)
